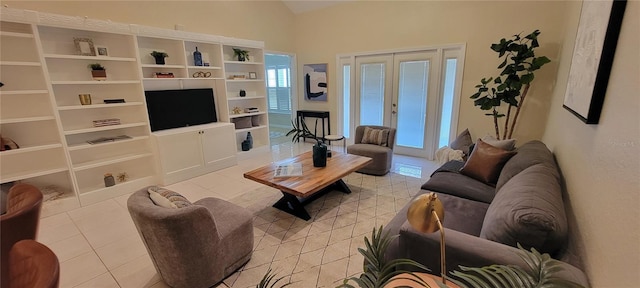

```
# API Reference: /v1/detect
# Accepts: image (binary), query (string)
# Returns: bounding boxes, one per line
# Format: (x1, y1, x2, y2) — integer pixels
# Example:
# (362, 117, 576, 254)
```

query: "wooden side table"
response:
(384, 272, 459, 288)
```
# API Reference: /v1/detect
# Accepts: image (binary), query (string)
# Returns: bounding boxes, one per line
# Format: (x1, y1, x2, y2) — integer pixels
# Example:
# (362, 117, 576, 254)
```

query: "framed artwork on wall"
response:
(303, 63, 328, 102)
(562, 0, 627, 124)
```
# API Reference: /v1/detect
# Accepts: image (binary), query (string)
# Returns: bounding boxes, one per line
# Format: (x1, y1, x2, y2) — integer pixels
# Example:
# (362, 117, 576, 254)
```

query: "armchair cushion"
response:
(449, 128, 473, 156)
(361, 127, 390, 146)
(148, 186, 192, 208)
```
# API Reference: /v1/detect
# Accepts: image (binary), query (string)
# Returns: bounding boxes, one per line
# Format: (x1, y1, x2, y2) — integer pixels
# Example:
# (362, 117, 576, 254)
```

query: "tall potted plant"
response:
(286, 119, 327, 167)
(470, 30, 551, 140)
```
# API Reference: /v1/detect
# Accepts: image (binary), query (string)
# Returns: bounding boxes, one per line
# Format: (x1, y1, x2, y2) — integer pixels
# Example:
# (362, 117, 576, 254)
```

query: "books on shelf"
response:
(153, 72, 175, 78)
(274, 163, 303, 178)
(93, 118, 121, 127)
(87, 135, 132, 145)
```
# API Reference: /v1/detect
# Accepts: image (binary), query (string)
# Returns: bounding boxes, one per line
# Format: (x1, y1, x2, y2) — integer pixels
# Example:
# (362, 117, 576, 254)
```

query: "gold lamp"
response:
(407, 192, 446, 284)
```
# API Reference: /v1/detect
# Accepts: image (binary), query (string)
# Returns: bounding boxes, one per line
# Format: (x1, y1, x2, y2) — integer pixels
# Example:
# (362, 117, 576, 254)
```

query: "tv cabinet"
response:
(151, 123, 237, 185)
(0, 7, 268, 215)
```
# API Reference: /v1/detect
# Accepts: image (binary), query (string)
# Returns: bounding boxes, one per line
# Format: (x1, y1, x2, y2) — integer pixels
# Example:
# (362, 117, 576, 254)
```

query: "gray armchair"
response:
(347, 125, 396, 175)
(127, 188, 253, 288)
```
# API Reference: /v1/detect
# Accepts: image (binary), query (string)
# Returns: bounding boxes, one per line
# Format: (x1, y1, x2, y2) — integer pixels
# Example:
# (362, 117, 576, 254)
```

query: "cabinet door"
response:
(156, 131, 203, 176)
(201, 125, 236, 167)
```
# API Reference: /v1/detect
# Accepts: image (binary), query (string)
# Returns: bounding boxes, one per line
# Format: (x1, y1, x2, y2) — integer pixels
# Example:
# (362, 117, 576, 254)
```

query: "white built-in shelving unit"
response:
(0, 7, 269, 214)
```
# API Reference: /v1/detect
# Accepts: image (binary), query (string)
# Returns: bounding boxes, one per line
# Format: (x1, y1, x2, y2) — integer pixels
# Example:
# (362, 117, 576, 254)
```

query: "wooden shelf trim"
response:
(63, 122, 147, 135)
(0, 116, 55, 124)
(44, 54, 136, 61)
(0, 143, 62, 156)
(57, 102, 144, 111)
(1, 167, 69, 184)
(223, 61, 264, 65)
(235, 125, 268, 133)
(0, 61, 41, 66)
(229, 112, 266, 119)
(51, 80, 141, 85)
(67, 136, 149, 151)
(227, 96, 265, 101)
(73, 152, 153, 171)
(0, 31, 33, 38)
(0, 90, 48, 95)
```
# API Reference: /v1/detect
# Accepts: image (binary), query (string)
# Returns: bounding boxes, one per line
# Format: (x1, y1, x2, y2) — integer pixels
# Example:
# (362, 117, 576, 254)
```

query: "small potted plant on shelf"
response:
(88, 63, 106, 80)
(232, 48, 250, 62)
(150, 51, 168, 65)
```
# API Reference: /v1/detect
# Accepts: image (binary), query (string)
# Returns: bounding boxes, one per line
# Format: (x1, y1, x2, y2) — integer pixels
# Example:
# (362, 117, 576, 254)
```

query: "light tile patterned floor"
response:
(36, 142, 439, 288)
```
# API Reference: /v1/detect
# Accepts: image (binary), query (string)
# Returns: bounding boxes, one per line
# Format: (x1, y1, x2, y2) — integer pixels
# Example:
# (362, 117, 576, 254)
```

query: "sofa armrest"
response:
(398, 223, 589, 287)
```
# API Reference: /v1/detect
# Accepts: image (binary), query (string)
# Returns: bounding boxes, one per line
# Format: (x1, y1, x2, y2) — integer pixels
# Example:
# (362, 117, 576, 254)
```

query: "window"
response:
(266, 65, 291, 112)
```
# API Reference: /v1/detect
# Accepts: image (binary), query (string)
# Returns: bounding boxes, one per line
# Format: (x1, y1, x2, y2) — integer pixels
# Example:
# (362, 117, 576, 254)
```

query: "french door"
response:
(341, 45, 464, 159)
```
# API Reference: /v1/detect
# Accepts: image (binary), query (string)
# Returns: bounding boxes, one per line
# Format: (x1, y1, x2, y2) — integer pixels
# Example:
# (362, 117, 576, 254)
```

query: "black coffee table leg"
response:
(272, 179, 352, 221)
(273, 192, 311, 220)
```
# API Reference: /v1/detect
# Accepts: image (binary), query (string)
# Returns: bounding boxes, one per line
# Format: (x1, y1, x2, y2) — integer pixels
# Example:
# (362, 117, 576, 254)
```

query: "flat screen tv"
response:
(145, 88, 217, 132)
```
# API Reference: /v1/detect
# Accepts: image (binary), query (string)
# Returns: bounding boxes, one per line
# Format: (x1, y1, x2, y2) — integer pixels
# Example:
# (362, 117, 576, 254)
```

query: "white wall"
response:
(542, 1, 640, 286)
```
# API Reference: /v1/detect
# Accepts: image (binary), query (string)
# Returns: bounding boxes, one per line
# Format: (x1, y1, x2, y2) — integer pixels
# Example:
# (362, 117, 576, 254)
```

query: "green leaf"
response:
(530, 56, 551, 70)
(493, 77, 502, 84)
(521, 73, 534, 84)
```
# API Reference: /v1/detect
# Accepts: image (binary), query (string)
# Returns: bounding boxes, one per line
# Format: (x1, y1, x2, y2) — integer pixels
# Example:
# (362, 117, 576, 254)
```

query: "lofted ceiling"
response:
(281, 0, 352, 14)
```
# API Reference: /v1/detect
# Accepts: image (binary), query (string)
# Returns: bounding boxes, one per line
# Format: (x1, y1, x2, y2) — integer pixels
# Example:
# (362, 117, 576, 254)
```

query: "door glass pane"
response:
(397, 60, 428, 149)
(439, 59, 457, 148)
(343, 64, 351, 138)
(360, 63, 385, 126)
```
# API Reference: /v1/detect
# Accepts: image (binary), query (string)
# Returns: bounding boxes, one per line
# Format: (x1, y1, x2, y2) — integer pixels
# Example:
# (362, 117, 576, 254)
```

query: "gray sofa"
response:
(383, 140, 589, 286)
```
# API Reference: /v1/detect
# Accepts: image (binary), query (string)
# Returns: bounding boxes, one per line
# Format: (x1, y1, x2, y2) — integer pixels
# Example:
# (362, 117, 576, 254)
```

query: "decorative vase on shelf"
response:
(246, 132, 253, 149)
(194, 47, 203, 66)
(154, 56, 165, 65)
(312, 142, 328, 167)
(239, 90, 246, 97)
(104, 173, 115, 187)
(91, 69, 106, 80)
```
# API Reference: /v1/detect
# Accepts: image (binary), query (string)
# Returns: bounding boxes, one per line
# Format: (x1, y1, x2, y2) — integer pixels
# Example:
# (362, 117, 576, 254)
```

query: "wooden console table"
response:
(296, 110, 330, 141)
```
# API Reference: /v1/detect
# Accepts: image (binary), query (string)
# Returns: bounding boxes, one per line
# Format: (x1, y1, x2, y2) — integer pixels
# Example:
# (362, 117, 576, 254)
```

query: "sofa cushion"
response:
(459, 139, 516, 185)
(449, 129, 473, 156)
(495, 140, 558, 192)
(361, 127, 390, 147)
(148, 186, 192, 208)
(481, 135, 516, 151)
(435, 192, 490, 236)
(422, 171, 495, 204)
(480, 164, 567, 254)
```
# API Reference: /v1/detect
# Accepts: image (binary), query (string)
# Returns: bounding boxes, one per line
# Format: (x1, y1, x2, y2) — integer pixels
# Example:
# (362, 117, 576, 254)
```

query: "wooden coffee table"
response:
(243, 151, 372, 220)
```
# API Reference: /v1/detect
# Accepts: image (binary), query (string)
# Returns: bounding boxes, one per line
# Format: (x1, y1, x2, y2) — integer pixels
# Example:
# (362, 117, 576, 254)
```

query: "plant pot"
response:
(237, 54, 246, 62)
(312, 142, 327, 167)
(154, 56, 166, 65)
(91, 69, 107, 80)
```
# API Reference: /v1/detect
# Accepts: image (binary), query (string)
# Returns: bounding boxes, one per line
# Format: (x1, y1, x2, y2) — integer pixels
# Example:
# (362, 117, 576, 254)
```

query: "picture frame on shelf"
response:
(248, 72, 257, 79)
(74, 37, 96, 56)
(96, 45, 109, 56)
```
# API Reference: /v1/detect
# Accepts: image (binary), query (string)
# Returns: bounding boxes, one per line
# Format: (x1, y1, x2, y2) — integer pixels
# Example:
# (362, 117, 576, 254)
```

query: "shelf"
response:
(142, 77, 223, 81)
(63, 122, 147, 135)
(229, 112, 266, 119)
(0, 31, 34, 38)
(0, 90, 49, 95)
(1, 167, 69, 184)
(141, 64, 185, 69)
(51, 80, 140, 85)
(235, 125, 268, 133)
(78, 175, 156, 204)
(57, 102, 144, 111)
(0, 143, 62, 156)
(224, 61, 264, 65)
(68, 136, 149, 151)
(44, 54, 136, 62)
(187, 65, 222, 70)
(225, 79, 264, 83)
(0, 116, 55, 124)
(0, 61, 41, 66)
(73, 152, 153, 171)
(228, 96, 265, 101)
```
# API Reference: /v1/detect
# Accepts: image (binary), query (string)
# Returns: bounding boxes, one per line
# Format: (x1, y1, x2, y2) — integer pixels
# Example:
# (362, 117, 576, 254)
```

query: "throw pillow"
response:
(481, 135, 516, 151)
(361, 127, 389, 147)
(147, 186, 192, 208)
(449, 128, 473, 156)
(459, 139, 517, 184)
